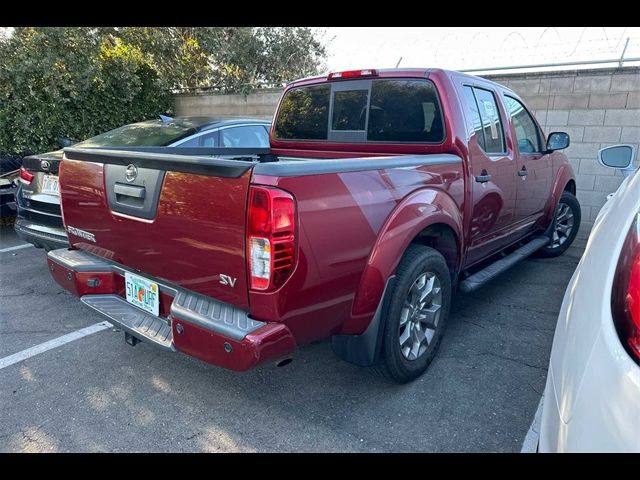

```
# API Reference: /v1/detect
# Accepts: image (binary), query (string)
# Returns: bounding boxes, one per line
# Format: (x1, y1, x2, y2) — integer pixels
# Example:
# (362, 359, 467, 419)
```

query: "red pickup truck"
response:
(47, 68, 580, 383)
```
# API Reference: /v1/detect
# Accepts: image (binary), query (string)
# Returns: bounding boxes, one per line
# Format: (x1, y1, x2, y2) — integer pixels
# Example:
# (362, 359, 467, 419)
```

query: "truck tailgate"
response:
(59, 148, 255, 309)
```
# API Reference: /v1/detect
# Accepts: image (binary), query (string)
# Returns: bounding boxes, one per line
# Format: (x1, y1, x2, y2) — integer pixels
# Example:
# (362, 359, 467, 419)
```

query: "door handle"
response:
(518, 167, 529, 177)
(475, 173, 491, 183)
(114, 183, 146, 199)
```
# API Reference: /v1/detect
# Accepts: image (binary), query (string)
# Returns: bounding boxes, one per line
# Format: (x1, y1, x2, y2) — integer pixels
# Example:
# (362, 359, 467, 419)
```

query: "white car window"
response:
(221, 126, 269, 147)
(175, 136, 200, 147)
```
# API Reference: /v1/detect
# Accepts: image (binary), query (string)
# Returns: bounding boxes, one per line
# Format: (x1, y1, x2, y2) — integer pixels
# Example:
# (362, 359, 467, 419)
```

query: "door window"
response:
(462, 86, 485, 151)
(173, 131, 217, 147)
(504, 96, 542, 154)
(473, 88, 505, 154)
(462, 86, 505, 154)
(221, 125, 270, 147)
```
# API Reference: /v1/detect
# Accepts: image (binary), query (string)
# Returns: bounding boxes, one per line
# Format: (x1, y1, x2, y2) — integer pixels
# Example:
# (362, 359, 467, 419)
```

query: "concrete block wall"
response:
(486, 67, 640, 230)
(174, 88, 281, 120)
(174, 67, 639, 230)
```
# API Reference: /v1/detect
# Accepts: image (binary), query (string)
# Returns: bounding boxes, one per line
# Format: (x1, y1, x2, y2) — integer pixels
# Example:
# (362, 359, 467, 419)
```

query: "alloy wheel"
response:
(550, 202, 575, 249)
(398, 272, 442, 361)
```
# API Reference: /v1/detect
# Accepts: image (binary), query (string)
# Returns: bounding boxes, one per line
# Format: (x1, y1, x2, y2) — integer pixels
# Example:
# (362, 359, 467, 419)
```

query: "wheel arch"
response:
(342, 187, 463, 336)
(332, 216, 460, 367)
(410, 223, 460, 284)
(543, 162, 577, 229)
(564, 179, 576, 195)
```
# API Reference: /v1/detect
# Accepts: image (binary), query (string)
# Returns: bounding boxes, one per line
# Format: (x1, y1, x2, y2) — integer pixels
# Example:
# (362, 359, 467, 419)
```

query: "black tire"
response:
(535, 191, 581, 258)
(376, 245, 452, 383)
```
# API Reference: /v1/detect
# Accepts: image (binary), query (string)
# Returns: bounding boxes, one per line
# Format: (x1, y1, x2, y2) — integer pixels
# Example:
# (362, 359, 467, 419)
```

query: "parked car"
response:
(0, 155, 22, 219)
(0, 170, 19, 219)
(47, 68, 580, 383)
(15, 117, 271, 250)
(539, 144, 640, 452)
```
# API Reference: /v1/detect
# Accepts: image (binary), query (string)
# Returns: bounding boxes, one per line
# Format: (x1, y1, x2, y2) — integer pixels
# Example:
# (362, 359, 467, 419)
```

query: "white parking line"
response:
(0, 243, 33, 253)
(521, 393, 544, 453)
(0, 321, 113, 370)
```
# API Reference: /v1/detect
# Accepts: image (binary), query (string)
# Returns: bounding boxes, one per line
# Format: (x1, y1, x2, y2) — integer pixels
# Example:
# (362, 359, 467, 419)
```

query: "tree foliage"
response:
(0, 27, 326, 155)
(110, 27, 327, 92)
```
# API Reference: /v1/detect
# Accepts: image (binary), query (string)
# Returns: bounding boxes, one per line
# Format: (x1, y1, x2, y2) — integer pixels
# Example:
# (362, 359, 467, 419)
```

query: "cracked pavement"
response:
(0, 224, 587, 452)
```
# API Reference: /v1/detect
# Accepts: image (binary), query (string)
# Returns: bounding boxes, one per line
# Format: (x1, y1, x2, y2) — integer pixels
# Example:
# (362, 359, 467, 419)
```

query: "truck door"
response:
(502, 95, 553, 225)
(459, 84, 518, 265)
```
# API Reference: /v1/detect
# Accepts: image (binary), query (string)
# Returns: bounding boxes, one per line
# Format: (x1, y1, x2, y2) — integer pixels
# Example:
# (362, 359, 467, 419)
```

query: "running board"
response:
(459, 236, 549, 293)
(81, 294, 174, 351)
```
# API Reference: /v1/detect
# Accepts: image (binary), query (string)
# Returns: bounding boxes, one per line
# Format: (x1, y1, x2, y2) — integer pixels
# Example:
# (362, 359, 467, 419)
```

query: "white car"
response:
(539, 144, 640, 452)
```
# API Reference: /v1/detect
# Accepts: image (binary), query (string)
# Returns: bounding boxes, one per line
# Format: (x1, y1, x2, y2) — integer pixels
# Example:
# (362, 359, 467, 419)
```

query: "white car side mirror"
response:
(598, 144, 637, 178)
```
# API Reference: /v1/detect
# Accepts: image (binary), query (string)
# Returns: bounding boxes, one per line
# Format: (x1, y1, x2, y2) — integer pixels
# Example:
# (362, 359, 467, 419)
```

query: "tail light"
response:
(612, 212, 640, 364)
(247, 186, 296, 291)
(19, 167, 34, 185)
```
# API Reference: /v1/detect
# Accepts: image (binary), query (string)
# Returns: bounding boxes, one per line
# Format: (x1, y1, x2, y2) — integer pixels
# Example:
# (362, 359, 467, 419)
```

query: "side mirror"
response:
(546, 131, 570, 152)
(598, 144, 635, 172)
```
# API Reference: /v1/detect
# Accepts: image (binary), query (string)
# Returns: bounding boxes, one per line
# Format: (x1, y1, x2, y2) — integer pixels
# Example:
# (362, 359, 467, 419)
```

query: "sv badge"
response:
(219, 274, 237, 288)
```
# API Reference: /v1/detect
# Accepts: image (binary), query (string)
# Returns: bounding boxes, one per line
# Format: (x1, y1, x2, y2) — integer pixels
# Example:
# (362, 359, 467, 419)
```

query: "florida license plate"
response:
(41, 175, 59, 196)
(125, 272, 159, 316)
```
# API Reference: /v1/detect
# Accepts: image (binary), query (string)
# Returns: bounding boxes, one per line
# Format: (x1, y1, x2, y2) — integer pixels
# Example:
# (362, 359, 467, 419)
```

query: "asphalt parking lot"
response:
(0, 223, 588, 452)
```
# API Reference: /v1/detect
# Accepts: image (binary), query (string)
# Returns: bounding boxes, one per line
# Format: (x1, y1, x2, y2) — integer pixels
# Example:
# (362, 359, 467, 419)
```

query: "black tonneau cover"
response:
(63, 147, 275, 178)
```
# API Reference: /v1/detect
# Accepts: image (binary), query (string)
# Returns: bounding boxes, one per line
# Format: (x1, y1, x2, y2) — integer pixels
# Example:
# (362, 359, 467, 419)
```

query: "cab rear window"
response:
(273, 84, 331, 140)
(274, 78, 445, 143)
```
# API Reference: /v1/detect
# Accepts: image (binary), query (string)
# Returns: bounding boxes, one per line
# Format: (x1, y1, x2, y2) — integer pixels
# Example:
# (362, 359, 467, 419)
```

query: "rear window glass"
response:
(332, 90, 368, 130)
(274, 78, 444, 143)
(368, 80, 443, 142)
(273, 84, 331, 140)
(75, 121, 195, 147)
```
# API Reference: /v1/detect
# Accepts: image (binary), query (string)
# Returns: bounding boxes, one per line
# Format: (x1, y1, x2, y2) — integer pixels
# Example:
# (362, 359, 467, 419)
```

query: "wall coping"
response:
(174, 67, 639, 96)
(174, 87, 283, 98)
(483, 66, 640, 81)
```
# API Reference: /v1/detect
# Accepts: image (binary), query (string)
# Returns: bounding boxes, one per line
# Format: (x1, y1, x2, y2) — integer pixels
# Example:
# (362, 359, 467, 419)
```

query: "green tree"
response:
(0, 27, 326, 156)
(0, 27, 172, 155)
(114, 27, 327, 92)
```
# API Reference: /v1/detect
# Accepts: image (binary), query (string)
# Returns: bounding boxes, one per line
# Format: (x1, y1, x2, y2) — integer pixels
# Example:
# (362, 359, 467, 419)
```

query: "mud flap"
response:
(331, 276, 396, 367)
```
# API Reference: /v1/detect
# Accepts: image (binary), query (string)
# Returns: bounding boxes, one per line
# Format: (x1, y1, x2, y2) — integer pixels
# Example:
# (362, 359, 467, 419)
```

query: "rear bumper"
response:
(15, 218, 69, 250)
(47, 248, 296, 371)
(15, 182, 68, 249)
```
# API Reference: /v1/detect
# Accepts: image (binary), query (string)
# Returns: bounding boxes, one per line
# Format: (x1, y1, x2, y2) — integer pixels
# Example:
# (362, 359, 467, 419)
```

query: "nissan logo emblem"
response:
(125, 164, 138, 183)
(40, 160, 50, 171)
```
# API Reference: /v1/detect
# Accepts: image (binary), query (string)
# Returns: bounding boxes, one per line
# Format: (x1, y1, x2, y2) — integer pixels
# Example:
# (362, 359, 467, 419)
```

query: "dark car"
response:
(15, 117, 270, 250)
(0, 155, 22, 219)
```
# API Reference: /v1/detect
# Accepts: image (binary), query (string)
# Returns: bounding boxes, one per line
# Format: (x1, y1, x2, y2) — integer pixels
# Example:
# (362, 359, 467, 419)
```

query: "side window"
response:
(199, 132, 218, 147)
(174, 136, 200, 147)
(173, 132, 217, 147)
(462, 86, 485, 151)
(473, 88, 505, 154)
(221, 126, 270, 147)
(504, 96, 542, 154)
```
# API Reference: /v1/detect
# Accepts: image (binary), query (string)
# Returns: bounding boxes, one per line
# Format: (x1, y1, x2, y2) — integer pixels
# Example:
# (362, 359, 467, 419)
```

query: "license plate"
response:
(41, 175, 59, 196)
(125, 272, 159, 316)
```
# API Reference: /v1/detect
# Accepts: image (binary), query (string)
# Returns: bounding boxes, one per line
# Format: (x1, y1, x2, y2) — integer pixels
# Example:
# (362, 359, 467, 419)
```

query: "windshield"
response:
(74, 120, 195, 148)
